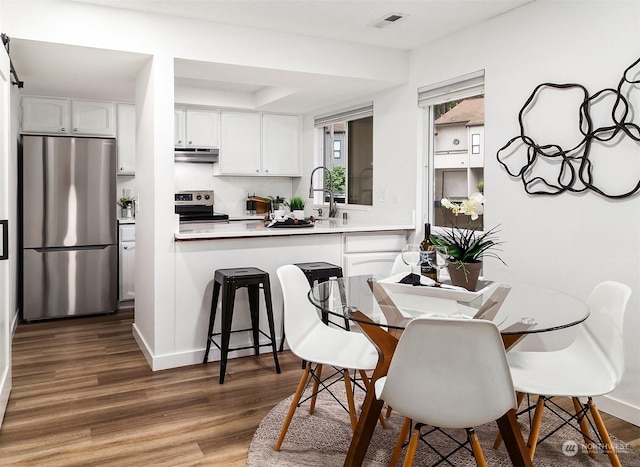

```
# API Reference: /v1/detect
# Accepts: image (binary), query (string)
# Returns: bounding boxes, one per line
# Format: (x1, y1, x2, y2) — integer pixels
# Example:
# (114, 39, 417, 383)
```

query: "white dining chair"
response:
(274, 265, 381, 451)
(375, 317, 517, 466)
(390, 253, 410, 275)
(506, 280, 632, 466)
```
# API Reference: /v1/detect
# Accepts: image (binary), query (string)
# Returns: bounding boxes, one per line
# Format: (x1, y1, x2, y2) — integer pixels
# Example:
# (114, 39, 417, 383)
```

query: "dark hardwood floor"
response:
(0, 309, 301, 465)
(0, 309, 638, 465)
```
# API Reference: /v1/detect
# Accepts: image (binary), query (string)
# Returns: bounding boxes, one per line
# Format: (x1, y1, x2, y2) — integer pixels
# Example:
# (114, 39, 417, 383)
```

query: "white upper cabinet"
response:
(116, 104, 136, 174)
(174, 107, 220, 148)
(22, 96, 115, 136)
(174, 108, 186, 146)
(218, 111, 301, 176)
(22, 97, 70, 134)
(219, 111, 262, 175)
(71, 100, 115, 136)
(262, 113, 301, 176)
(186, 108, 220, 148)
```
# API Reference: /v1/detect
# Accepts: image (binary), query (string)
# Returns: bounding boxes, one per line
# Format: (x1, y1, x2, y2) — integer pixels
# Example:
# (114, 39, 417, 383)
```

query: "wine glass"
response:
(425, 247, 448, 273)
(401, 244, 421, 276)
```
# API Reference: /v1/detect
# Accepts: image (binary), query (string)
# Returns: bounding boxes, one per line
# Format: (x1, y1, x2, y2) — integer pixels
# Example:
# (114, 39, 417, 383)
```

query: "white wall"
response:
(5, 0, 640, 424)
(3, 0, 410, 370)
(401, 1, 640, 424)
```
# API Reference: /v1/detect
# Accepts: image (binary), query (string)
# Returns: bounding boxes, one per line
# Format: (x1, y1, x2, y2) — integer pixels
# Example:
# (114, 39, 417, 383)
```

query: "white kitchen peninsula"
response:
(170, 220, 411, 371)
(175, 218, 413, 240)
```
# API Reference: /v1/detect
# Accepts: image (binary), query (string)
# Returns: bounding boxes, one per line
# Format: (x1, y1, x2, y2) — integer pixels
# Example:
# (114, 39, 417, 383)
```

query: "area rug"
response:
(248, 390, 640, 466)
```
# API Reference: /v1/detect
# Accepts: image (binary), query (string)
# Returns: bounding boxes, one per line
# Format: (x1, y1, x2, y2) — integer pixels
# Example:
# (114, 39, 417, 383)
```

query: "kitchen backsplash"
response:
(174, 163, 294, 217)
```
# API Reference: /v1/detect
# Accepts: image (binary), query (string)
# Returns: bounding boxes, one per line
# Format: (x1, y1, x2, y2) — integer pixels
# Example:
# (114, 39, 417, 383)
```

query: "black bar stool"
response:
(203, 267, 281, 384)
(279, 262, 349, 353)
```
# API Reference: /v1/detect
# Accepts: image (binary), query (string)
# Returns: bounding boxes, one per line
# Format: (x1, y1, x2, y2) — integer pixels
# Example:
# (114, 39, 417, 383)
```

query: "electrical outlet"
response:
(123, 189, 132, 198)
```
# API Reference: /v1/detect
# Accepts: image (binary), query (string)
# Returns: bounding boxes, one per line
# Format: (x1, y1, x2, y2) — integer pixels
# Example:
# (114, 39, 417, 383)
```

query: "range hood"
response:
(174, 147, 219, 163)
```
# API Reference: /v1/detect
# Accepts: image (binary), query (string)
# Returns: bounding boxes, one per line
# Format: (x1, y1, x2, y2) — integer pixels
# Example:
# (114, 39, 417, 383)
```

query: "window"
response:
(472, 133, 480, 155)
(333, 140, 341, 159)
(418, 71, 485, 230)
(314, 103, 373, 206)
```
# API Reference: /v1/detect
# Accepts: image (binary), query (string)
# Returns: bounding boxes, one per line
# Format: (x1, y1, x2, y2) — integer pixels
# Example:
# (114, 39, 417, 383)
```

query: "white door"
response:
(0, 44, 13, 426)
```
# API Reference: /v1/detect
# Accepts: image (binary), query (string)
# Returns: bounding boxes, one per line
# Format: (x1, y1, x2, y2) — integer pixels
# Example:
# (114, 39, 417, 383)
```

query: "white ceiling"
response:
(70, 0, 532, 50)
(8, 0, 532, 111)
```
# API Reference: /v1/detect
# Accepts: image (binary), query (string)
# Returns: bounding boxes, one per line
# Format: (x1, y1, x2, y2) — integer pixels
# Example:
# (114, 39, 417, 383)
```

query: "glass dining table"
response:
(308, 273, 590, 467)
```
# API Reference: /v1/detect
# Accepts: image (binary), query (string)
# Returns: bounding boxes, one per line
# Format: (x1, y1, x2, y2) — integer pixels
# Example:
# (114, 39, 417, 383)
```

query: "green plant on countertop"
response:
(285, 196, 306, 211)
(265, 195, 286, 210)
(117, 196, 134, 208)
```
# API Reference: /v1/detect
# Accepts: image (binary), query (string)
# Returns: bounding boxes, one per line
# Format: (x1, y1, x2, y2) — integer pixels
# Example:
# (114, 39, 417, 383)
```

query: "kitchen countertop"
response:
(175, 218, 414, 240)
(118, 218, 136, 224)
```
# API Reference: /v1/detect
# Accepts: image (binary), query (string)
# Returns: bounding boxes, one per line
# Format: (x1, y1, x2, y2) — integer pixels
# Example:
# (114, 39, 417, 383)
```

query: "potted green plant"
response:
(118, 196, 134, 218)
(429, 192, 504, 290)
(285, 196, 306, 220)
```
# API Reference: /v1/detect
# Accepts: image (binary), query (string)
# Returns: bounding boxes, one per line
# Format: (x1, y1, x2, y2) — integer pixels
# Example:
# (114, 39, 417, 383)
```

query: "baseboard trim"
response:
(132, 324, 283, 372)
(597, 394, 640, 427)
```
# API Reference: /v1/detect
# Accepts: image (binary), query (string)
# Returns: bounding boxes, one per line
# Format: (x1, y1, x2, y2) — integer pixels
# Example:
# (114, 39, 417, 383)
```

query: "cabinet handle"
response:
(124, 246, 128, 250)
(255, 169, 259, 172)
(188, 141, 192, 145)
(178, 139, 182, 144)
(73, 128, 78, 132)
(61, 127, 66, 132)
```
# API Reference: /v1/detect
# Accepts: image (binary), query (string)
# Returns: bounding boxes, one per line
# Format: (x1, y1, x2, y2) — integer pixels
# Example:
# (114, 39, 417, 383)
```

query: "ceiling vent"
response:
(369, 13, 406, 29)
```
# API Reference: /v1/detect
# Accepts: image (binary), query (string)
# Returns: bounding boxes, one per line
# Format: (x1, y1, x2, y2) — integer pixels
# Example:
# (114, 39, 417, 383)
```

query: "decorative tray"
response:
(265, 218, 315, 228)
(377, 273, 496, 303)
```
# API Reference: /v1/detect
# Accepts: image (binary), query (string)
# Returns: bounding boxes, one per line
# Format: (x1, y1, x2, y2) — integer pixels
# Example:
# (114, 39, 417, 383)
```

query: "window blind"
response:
(417, 70, 485, 107)
(314, 102, 373, 128)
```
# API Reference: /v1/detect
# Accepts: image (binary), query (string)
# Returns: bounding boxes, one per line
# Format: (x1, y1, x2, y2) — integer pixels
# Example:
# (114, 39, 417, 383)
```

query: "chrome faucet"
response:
(309, 166, 338, 218)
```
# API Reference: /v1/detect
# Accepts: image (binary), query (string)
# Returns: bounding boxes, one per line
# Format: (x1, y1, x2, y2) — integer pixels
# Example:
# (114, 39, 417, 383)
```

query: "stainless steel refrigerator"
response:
(20, 135, 117, 321)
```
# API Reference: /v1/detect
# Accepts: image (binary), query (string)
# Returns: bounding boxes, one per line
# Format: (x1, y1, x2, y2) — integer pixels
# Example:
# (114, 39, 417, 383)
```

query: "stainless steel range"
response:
(175, 190, 229, 223)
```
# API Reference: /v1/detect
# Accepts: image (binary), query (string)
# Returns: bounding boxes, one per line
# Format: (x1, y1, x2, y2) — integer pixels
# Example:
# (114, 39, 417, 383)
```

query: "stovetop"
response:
(178, 212, 229, 223)
(175, 190, 229, 222)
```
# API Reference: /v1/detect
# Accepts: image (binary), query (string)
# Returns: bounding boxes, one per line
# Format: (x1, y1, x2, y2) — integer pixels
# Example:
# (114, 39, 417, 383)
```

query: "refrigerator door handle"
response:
(32, 244, 111, 253)
(0, 219, 7, 260)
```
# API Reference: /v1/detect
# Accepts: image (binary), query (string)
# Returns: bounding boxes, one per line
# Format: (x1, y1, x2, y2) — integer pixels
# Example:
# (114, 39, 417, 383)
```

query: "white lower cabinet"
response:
(119, 225, 135, 302)
(342, 232, 407, 277)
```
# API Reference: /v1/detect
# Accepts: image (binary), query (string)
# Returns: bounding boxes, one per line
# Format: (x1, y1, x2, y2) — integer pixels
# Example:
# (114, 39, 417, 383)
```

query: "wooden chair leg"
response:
(401, 425, 421, 467)
(343, 369, 358, 432)
(493, 391, 525, 449)
(468, 428, 487, 467)
(526, 395, 546, 460)
(573, 397, 596, 459)
(386, 405, 393, 419)
(309, 364, 323, 415)
(358, 369, 387, 429)
(588, 398, 622, 467)
(275, 365, 311, 451)
(389, 417, 411, 466)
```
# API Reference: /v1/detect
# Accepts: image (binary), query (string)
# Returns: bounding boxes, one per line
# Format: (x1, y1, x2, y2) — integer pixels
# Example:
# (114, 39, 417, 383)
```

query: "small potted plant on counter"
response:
(286, 196, 306, 220)
(118, 196, 134, 218)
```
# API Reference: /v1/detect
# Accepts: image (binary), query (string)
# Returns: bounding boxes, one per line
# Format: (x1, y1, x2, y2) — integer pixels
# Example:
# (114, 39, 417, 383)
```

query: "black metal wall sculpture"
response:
(496, 57, 640, 198)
